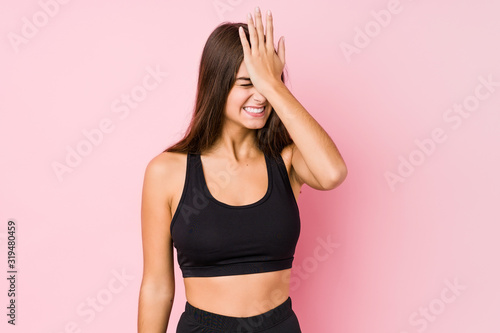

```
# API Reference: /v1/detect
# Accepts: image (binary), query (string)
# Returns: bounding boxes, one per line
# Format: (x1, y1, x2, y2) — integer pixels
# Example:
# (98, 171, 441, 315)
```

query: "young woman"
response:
(138, 7, 347, 333)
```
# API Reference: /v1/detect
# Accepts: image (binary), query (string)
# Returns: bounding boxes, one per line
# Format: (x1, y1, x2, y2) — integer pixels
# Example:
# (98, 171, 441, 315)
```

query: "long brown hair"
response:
(163, 22, 292, 161)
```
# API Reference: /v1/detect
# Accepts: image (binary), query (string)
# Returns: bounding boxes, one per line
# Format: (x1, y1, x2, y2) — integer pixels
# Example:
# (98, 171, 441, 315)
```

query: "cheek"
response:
(227, 90, 251, 107)
(226, 95, 244, 116)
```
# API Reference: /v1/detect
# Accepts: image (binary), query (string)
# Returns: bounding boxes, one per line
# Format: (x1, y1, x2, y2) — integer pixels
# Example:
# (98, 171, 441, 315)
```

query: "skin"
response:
(138, 7, 348, 332)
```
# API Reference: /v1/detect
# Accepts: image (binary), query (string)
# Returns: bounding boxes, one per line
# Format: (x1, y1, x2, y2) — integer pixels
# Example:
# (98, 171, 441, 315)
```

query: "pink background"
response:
(1, 0, 499, 332)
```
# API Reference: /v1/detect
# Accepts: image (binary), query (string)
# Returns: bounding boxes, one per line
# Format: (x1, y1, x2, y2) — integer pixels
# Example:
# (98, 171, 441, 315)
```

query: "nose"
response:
(251, 89, 267, 105)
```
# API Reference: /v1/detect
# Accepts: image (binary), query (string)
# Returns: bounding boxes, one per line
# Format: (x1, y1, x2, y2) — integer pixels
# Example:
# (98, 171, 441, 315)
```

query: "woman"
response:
(138, 7, 347, 333)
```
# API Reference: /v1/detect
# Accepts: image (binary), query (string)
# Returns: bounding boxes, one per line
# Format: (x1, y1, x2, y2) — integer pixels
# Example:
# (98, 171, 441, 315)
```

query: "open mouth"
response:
(243, 106, 265, 117)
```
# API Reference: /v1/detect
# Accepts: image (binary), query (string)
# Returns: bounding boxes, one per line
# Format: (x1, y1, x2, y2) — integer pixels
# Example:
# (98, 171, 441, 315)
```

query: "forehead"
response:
(235, 62, 248, 76)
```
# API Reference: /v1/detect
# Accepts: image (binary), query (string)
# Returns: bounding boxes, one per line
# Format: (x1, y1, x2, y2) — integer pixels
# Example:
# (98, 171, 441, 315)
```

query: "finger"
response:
(247, 12, 259, 52)
(238, 26, 250, 57)
(266, 9, 275, 54)
(278, 36, 286, 66)
(254, 7, 265, 51)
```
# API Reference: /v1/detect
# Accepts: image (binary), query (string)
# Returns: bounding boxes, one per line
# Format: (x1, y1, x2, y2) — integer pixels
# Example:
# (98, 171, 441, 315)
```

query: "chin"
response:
(244, 123, 265, 130)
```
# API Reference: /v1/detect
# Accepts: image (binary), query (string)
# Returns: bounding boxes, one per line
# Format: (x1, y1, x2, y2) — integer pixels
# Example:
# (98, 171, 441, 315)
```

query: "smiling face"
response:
(223, 62, 272, 131)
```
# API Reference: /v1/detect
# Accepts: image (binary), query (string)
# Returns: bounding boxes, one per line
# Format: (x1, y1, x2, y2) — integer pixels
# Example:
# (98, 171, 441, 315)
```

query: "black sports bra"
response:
(170, 152, 301, 278)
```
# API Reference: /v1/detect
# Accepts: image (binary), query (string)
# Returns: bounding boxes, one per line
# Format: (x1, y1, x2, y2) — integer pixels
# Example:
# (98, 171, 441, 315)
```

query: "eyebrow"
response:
(235, 77, 251, 81)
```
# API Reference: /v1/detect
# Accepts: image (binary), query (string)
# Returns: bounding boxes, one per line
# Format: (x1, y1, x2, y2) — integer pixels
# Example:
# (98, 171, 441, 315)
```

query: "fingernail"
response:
(247, 12, 252, 19)
(255, 6, 260, 13)
(267, 10, 271, 16)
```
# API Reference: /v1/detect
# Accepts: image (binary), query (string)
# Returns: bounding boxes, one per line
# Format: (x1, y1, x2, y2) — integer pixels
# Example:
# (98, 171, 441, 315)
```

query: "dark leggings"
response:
(175, 297, 302, 333)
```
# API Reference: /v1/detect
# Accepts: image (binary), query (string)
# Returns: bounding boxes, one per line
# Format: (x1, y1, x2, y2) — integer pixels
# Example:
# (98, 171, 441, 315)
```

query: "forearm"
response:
(138, 285, 174, 333)
(263, 80, 348, 182)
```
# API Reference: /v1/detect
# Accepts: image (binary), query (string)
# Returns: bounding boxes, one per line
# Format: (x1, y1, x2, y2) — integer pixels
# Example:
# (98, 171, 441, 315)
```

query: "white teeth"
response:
(244, 107, 265, 113)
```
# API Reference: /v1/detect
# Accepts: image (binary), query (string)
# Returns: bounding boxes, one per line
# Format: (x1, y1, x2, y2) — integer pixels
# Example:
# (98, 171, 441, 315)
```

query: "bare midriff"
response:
(183, 268, 291, 317)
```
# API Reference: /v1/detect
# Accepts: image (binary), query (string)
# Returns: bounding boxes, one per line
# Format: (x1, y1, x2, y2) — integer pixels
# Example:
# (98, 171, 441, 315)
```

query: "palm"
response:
(238, 8, 286, 94)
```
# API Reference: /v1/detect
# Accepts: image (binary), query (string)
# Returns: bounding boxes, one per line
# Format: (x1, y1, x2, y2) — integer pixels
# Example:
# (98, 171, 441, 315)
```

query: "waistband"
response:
(183, 297, 294, 332)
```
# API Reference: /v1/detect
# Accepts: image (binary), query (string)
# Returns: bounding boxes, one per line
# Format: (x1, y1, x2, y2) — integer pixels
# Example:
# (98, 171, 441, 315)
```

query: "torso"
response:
(165, 144, 301, 316)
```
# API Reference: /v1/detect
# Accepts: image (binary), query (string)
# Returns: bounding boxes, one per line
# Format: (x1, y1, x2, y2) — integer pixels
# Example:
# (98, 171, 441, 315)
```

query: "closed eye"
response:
(240, 83, 253, 87)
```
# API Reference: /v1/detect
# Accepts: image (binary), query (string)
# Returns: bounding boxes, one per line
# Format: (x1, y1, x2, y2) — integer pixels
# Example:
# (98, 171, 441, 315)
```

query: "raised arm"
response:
(239, 8, 348, 191)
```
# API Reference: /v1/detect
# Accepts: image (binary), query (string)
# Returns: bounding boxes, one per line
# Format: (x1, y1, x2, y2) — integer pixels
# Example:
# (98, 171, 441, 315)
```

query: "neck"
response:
(205, 124, 262, 162)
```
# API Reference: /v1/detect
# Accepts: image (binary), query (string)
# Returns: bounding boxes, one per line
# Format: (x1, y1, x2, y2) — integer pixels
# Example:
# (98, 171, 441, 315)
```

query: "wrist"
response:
(261, 78, 287, 98)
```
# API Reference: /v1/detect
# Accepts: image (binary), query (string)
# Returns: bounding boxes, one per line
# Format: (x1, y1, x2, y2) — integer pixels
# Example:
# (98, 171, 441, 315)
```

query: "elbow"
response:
(140, 280, 175, 300)
(323, 164, 348, 190)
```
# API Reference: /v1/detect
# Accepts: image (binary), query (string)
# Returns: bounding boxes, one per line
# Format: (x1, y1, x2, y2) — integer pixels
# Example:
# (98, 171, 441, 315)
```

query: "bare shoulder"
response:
(146, 151, 187, 173)
(144, 151, 188, 206)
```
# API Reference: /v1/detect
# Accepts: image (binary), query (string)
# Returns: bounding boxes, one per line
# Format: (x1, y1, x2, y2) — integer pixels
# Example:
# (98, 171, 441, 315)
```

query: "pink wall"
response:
(1, 0, 499, 332)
